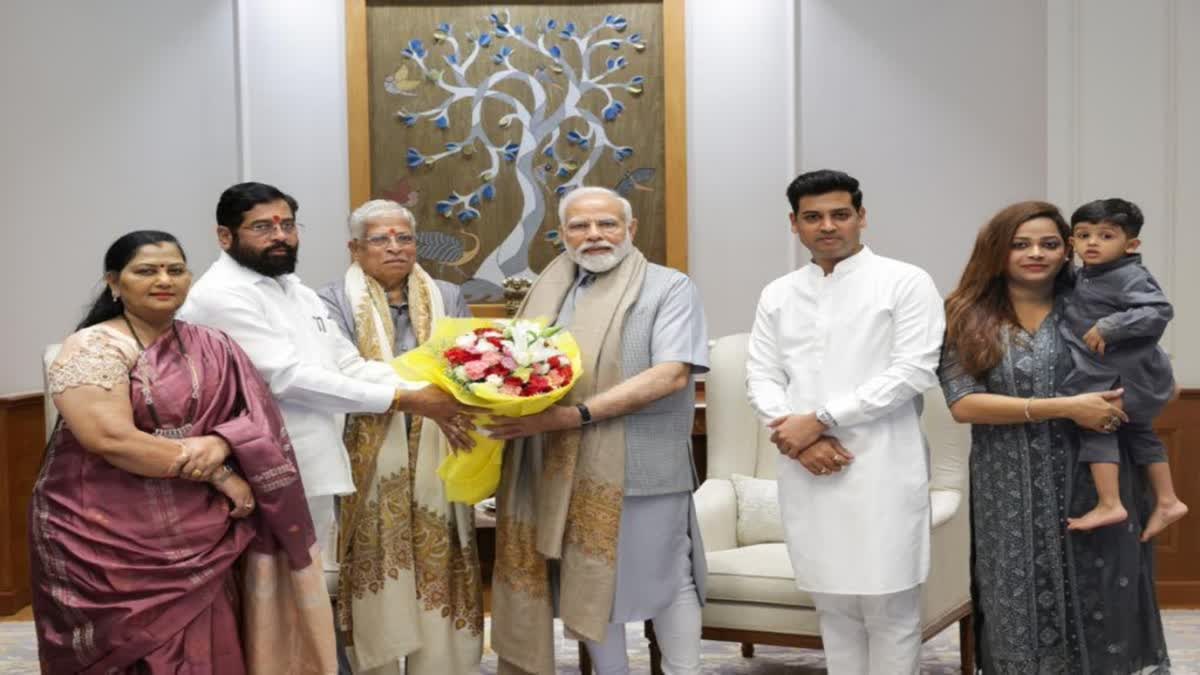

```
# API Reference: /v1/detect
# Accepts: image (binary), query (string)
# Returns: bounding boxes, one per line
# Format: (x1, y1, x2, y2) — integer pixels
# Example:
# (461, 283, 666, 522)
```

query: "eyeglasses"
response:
(565, 218, 623, 234)
(243, 220, 303, 236)
(363, 233, 416, 249)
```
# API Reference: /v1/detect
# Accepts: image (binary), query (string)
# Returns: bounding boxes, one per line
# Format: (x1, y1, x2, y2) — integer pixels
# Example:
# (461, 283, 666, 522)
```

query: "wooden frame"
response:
(345, 0, 689, 317)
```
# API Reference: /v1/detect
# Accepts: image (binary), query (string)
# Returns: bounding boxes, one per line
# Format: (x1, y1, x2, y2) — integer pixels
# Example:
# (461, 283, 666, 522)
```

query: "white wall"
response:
(0, 1, 352, 395)
(237, 0, 352, 283)
(686, 0, 798, 341)
(0, 2, 239, 394)
(1047, 0, 1200, 385)
(797, 0, 1048, 295)
(687, 0, 1049, 341)
(4, 1, 1196, 392)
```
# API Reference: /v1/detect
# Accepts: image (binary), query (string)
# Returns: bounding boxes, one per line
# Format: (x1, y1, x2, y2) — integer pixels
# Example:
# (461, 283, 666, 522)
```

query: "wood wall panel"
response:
(1153, 390, 1200, 608)
(0, 393, 44, 615)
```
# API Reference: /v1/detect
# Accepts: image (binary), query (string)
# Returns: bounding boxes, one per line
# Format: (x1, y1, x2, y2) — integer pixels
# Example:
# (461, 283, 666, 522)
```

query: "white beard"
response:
(566, 236, 633, 273)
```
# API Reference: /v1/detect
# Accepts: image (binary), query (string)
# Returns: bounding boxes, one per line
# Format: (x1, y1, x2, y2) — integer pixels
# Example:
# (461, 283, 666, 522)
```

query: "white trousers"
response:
(584, 579, 702, 675)
(810, 586, 922, 675)
(306, 494, 339, 573)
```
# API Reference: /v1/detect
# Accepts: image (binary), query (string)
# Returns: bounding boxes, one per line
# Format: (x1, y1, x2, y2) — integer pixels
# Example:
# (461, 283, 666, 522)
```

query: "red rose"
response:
(444, 347, 475, 365)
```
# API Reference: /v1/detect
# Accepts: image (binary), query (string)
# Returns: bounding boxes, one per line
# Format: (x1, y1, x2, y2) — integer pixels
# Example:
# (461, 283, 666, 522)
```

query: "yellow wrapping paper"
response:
(391, 317, 582, 504)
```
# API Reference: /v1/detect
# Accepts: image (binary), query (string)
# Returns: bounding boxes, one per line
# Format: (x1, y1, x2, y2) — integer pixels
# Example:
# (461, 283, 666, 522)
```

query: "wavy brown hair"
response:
(944, 201, 1072, 377)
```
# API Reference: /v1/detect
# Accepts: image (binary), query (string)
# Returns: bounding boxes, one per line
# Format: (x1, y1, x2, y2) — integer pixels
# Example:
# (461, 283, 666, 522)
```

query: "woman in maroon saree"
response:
(32, 231, 336, 674)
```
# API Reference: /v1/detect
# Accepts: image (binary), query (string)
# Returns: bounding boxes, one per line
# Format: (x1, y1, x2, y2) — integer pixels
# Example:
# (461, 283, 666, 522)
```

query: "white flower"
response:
(453, 365, 468, 380)
(511, 347, 533, 367)
(529, 343, 556, 364)
(485, 374, 503, 386)
(455, 334, 476, 349)
(475, 339, 498, 353)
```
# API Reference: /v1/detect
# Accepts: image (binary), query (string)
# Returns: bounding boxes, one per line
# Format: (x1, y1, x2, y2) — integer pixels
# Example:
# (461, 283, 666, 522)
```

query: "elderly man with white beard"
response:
(484, 187, 709, 674)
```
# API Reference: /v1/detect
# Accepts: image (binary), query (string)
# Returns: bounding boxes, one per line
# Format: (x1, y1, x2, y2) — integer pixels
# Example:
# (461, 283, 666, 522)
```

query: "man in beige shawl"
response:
(317, 200, 483, 674)
(487, 187, 709, 674)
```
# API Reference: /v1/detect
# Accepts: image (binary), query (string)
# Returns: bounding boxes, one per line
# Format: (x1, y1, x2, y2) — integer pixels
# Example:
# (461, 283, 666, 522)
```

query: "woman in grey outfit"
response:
(938, 201, 1171, 674)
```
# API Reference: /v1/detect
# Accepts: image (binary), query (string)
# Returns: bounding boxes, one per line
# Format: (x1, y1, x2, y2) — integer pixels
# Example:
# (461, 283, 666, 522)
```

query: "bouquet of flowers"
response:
(392, 317, 581, 503)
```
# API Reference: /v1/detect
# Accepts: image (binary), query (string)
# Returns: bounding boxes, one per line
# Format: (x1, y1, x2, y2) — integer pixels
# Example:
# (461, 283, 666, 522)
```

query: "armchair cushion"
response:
(730, 473, 785, 546)
(694, 478, 738, 553)
(930, 488, 962, 530)
(706, 543, 814, 609)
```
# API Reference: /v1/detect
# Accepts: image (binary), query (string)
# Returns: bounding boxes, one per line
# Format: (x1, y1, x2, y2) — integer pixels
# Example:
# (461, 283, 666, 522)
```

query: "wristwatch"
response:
(814, 407, 838, 429)
(575, 403, 593, 426)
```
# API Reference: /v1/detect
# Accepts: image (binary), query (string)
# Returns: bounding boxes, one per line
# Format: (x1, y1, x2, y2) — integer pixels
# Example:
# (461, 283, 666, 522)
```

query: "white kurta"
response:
(179, 252, 405, 498)
(746, 246, 944, 595)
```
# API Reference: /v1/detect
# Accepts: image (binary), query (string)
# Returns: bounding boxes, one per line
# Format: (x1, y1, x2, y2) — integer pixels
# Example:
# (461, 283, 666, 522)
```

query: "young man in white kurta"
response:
(746, 170, 944, 675)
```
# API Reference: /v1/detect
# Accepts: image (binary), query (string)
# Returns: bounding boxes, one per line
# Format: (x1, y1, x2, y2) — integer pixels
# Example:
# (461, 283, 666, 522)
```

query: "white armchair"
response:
(694, 333, 973, 671)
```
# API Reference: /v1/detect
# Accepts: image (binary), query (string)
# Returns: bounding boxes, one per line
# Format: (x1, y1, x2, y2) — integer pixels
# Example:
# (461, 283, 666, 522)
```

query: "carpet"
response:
(3, 611, 1197, 673)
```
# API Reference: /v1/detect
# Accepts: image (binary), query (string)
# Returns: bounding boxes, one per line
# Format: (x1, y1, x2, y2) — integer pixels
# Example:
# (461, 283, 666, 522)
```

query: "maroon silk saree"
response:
(30, 321, 331, 674)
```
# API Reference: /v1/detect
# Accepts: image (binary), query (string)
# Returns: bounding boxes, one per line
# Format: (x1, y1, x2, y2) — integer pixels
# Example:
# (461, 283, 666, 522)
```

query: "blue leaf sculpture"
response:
(602, 101, 625, 121)
(434, 114, 449, 129)
(406, 148, 425, 168)
(481, 183, 496, 200)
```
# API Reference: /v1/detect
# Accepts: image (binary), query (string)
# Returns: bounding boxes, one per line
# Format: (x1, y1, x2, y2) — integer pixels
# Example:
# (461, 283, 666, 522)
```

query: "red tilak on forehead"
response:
(272, 214, 281, 224)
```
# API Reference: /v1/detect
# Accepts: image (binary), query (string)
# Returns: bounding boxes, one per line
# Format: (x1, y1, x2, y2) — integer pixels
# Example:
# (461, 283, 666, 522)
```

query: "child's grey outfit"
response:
(1059, 254, 1175, 465)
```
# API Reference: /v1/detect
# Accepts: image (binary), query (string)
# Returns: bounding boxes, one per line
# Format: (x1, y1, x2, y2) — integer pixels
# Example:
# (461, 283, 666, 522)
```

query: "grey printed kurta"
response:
(1059, 254, 1174, 417)
(1059, 254, 1175, 465)
(938, 303, 1170, 674)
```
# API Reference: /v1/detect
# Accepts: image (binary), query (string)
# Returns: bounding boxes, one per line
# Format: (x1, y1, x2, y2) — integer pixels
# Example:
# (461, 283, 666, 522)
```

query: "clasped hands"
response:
(769, 412, 854, 477)
(400, 385, 490, 451)
(171, 436, 256, 518)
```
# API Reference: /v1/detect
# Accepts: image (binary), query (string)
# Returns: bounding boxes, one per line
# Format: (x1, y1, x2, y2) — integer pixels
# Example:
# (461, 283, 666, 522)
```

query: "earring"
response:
(111, 290, 120, 302)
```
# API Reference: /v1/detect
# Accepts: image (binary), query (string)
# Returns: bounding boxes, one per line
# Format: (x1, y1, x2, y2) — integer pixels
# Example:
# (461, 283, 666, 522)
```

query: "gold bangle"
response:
(1024, 397, 1036, 423)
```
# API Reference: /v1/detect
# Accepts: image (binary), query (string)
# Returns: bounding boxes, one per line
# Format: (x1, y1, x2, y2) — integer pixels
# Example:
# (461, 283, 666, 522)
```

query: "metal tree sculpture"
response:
(392, 9, 647, 299)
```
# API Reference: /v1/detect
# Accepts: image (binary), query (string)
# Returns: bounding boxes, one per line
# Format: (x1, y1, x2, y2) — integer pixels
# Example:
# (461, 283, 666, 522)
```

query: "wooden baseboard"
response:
(1157, 580, 1200, 609)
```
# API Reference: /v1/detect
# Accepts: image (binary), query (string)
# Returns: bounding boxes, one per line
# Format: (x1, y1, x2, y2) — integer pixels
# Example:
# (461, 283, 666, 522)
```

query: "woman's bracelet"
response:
(210, 464, 235, 485)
